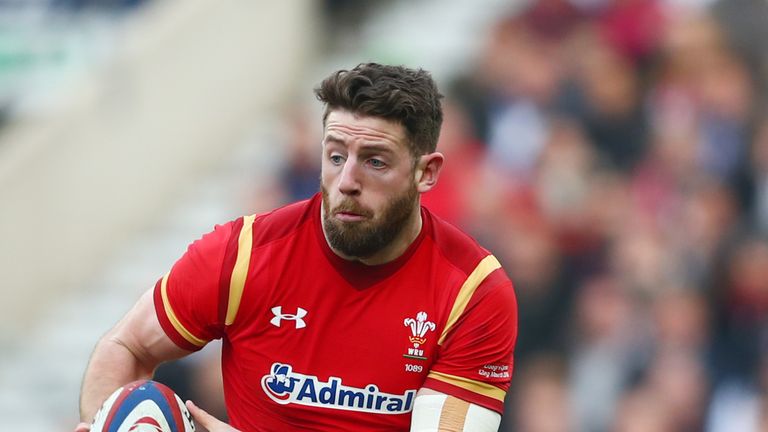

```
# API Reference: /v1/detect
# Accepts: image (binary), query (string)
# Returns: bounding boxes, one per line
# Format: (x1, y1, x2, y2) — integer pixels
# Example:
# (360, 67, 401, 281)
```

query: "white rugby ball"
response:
(90, 379, 195, 432)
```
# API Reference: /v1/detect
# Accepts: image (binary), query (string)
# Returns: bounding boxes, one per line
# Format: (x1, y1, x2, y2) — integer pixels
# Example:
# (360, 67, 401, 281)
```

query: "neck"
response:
(321, 203, 423, 266)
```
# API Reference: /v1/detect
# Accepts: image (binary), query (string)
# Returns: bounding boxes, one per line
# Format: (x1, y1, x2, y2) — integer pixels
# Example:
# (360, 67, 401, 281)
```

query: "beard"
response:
(321, 184, 419, 259)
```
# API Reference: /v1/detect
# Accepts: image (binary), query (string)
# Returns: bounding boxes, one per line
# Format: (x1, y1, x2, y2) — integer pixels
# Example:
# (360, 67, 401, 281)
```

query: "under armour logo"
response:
(270, 306, 307, 329)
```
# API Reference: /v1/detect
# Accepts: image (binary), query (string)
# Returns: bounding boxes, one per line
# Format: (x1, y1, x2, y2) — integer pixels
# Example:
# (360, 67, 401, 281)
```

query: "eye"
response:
(329, 154, 344, 165)
(368, 158, 386, 169)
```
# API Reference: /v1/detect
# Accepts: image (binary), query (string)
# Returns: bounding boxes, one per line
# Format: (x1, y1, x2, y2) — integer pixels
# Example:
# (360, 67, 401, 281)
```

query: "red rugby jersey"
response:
(153, 194, 517, 431)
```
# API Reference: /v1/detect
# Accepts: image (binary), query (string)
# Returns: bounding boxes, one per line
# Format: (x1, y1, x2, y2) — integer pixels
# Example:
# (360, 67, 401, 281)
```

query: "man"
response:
(76, 63, 517, 431)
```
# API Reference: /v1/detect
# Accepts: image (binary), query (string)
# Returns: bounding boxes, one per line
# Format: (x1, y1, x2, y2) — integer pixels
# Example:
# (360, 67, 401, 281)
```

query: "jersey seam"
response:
(213, 221, 238, 332)
(219, 213, 314, 330)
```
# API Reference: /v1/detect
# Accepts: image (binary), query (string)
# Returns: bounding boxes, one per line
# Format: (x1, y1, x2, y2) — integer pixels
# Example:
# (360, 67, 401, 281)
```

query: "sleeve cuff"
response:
(153, 276, 207, 352)
(423, 372, 507, 414)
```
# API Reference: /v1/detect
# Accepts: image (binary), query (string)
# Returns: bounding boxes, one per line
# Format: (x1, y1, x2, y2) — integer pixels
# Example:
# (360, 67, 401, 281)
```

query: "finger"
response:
(74, 422, 91, 432)
(185, 400, 224, 429)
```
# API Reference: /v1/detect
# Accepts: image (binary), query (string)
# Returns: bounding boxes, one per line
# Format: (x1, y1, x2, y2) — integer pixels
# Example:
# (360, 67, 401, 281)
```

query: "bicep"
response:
(107, 288, 191, 368)
(410, 388, 501, 432)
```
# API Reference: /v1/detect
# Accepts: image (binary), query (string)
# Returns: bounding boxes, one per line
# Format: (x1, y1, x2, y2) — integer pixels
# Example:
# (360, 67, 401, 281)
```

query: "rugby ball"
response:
(90, 379, 195, 432)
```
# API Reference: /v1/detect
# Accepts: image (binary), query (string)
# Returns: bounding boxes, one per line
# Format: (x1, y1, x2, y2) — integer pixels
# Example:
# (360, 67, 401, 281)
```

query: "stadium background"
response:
(0, 0, 767, 431)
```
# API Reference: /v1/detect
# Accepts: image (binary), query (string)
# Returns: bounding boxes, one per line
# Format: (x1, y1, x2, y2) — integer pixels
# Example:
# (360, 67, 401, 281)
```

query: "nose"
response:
(337, 157, 361, 196)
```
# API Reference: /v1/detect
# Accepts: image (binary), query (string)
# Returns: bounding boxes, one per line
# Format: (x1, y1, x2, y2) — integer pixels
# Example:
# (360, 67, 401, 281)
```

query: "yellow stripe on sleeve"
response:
(438, 255, 501, 345)
(160, 272, 207, 347)
(428, 371, 507, 402)
(225, 214, 256, 325)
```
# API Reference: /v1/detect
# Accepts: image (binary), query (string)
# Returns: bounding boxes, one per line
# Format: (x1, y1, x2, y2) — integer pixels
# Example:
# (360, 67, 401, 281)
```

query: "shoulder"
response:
(423, 207, 514, 307)
(423, 207, 501, 276)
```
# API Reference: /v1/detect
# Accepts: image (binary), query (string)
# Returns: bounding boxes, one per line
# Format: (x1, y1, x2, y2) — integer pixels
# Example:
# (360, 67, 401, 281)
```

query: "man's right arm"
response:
(78, 288, 192, 426)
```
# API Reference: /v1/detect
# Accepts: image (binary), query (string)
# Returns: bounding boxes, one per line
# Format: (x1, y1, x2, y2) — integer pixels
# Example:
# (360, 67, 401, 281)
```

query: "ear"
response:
(414, 152, 444, 193)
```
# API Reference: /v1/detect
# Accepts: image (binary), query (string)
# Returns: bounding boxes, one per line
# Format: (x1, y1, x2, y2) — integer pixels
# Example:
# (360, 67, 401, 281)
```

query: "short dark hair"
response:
(314, 63, 443, 156)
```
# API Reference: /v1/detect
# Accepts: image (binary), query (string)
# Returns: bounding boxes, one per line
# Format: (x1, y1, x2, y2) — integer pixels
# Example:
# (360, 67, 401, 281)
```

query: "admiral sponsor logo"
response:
(403, 311, 435, 361)
(261, 363, 415, 414)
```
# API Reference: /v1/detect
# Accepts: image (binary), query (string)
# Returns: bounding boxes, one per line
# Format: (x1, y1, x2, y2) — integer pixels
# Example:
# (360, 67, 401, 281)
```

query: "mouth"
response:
(334, 211, 368, 222)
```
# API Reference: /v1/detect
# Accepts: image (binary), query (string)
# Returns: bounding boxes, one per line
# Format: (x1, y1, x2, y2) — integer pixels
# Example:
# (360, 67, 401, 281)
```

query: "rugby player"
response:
(76, 63, 517, 431)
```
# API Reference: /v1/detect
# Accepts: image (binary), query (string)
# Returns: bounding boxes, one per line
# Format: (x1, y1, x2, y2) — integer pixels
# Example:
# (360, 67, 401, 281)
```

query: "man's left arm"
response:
(415, 266, 518, 431)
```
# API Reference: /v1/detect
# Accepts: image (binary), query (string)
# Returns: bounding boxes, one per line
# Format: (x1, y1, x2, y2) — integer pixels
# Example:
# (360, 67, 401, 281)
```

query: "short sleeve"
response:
(153, 221, 235, 351)
(424, 269, 518, 414)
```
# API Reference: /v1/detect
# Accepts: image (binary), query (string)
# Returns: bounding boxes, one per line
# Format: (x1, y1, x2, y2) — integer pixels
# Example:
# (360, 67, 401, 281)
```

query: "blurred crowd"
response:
(280, 0, 768, 431)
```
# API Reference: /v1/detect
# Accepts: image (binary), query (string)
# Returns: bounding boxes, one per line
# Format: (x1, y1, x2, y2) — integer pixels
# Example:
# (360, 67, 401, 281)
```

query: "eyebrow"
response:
(324, 134, 395, 154)
(324, 134, 346, 145)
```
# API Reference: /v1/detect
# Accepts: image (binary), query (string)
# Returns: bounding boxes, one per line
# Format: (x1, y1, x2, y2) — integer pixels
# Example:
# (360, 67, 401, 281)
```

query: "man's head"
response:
(315, 62, 443, 158)
(314, 63, 445, 262)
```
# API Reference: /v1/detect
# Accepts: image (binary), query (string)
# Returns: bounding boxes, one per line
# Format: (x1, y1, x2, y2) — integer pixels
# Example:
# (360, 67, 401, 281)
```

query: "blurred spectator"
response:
(483, 18, 562, 179)
(495, 207, 568, 360)
(707, 380, 768, 432)
(612, 386, 675, 432)
(568, 274, 641, 432)
(594, 0, 665, 65)
(652, 287, 710, 351)
(503, 354, 572, 432)
(278, 107, 322, 203)
(645, 348, 709, 430)
(750, 118, 768, 230)
(421, 101, 486, 226)
(712, 235, 768, 382)
(535, 119, 603, 256)
(565, 30, 649, 171)
(712, 0, 768, 98)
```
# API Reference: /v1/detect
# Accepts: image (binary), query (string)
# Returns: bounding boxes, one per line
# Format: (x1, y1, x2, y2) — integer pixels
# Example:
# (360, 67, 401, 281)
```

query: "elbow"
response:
(101, 332, 160, 376)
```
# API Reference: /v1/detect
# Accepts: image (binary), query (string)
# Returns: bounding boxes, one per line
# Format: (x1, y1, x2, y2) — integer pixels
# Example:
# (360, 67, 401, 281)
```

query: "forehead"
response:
(324, 110, 407, 150)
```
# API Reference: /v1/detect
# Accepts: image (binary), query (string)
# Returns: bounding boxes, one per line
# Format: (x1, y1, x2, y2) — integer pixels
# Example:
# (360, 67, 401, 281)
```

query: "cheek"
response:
(373, 178, 413, 206)
(320, 165, 336, 186)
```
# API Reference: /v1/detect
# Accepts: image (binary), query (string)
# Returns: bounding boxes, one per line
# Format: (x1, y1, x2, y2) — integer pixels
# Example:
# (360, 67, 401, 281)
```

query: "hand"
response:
(73, 422, 91, 432)
(186, 400, 241, 432)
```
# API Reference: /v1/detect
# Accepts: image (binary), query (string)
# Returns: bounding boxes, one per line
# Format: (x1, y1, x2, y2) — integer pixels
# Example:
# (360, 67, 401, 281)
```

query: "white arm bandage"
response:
(410, 394, 501, 432)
